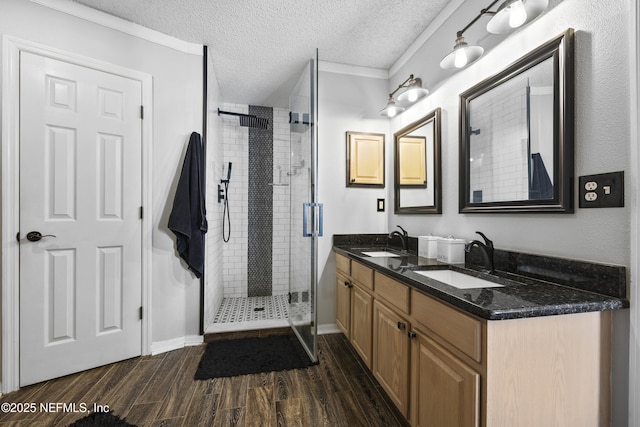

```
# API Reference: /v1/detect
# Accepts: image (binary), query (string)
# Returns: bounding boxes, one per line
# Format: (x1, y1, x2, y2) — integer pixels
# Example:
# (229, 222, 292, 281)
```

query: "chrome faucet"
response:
(388, 225, 409, 251)
(465, 231, 495, 274)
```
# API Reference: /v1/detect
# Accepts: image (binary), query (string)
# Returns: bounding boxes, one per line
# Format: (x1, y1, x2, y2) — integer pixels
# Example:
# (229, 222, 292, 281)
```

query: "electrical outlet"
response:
(585, 192, 597, 201)
(584, 181, 598, 191)
(579, 172, 624, 208)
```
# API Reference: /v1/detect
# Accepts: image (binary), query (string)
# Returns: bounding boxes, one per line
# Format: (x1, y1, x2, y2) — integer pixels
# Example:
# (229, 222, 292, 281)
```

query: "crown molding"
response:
(389, 0, 466, 77)
(29, 0, 203, 55)
(318, 61, 388, 79)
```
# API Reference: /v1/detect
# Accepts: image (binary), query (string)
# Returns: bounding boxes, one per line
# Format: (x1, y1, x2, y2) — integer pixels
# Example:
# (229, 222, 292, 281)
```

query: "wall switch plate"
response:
(377, 199, 385, 212)
(579, 171, 624, 208)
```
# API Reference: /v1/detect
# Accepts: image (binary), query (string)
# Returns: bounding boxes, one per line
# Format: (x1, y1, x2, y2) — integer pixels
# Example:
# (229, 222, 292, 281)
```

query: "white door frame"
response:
(1, 36, 153, 393)
(630, 0, 640, 425)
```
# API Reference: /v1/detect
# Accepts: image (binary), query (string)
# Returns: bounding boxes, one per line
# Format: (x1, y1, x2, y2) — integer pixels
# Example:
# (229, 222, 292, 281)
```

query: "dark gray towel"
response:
(168, 132, 207, 278)
(529, 152, 553, 200)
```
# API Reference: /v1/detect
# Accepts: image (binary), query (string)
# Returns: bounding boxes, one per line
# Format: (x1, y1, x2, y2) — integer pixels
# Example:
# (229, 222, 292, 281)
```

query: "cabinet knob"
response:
(344, 281, 353, 288)
(408, 331, 417, 339)
(397, 321, 406, 330)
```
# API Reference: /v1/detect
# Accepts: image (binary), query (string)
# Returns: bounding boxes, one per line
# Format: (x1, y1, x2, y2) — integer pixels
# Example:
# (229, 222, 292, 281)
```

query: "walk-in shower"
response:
(205, 57, 319, 360)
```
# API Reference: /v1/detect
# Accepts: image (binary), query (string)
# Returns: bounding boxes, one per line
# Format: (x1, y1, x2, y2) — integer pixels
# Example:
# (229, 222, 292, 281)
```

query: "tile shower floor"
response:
(214, 295, 289, 323)
(207, 294, 312, 333)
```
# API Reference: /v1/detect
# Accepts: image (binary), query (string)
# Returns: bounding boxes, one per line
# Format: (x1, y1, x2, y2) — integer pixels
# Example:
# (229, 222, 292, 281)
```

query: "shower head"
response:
(218, 108, 269, 129)
(239, 115, 269, 130)
(221, 162, 232, 183)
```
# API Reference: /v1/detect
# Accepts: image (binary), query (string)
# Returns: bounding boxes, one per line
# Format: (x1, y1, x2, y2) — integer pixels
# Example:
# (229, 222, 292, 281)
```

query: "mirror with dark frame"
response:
(459, 29, 574, 213)
(394, 107, 442, 214)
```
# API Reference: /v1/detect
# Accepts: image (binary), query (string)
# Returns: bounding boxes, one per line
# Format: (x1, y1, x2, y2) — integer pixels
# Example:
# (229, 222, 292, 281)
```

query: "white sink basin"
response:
(361, 251, 401, 258)
(415, 269, 504, 289)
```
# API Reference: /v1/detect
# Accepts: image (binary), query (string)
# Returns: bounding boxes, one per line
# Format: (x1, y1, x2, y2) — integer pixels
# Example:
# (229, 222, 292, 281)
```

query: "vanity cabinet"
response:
(373, 299, 410, 415)
(335, 254, 351, 336)
(334, 254, 613, 427)
(351, 285, 373, 368)
(410, 328, 480, 427)
(335, 253, 374, 368)
(335, 272, 351, 336)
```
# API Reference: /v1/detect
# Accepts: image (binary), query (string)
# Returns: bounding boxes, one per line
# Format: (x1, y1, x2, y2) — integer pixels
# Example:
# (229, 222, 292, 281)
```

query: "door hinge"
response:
(140, 105, 144, 119)
(139, 306, 143, 320)
(288, 292, 292, 304)
(139, 206, 143, 219)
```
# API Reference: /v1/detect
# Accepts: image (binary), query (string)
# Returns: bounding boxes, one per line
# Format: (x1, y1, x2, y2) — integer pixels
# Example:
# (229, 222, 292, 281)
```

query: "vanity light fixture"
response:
(380, 74, 429, 117)
(379, 95, 406, 118)
(440, 0, 548, 70)
(439, 34, 484, 70)
(487, 0, 549, 34)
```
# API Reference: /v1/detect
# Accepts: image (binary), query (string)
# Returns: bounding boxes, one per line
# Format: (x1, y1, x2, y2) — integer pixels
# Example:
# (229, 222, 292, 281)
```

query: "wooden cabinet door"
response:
(336, 273, 351, 337)
(350, 285, 373, 368)
(373, 300, 410, 415)
(411, 330, 480, 427)
(347, 132, 385, 186)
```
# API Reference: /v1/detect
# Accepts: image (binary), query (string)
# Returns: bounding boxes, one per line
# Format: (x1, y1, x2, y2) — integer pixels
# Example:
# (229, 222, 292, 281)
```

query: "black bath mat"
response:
(194, 334, 316, 379)
(67, 410, 135, 427)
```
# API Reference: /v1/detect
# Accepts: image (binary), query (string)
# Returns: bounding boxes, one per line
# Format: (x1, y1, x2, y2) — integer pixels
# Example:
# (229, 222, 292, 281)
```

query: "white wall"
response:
(317, 70, 390, 327)
(0, 0, 203, 347)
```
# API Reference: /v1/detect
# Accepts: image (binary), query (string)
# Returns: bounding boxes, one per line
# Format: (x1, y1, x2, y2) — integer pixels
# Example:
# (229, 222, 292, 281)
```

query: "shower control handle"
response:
(26, 231, 56, 242)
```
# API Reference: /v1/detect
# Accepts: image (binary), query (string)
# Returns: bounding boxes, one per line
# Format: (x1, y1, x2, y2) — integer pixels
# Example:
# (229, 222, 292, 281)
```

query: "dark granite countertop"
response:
(333, 236, 629, 321)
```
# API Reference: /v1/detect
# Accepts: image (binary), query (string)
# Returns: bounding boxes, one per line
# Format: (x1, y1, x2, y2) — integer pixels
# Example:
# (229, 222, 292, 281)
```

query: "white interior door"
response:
(19, 51, 143, 386)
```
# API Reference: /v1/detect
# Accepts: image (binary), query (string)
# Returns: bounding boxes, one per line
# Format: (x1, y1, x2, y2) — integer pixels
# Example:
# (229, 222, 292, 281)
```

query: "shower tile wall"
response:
(248, 106, 273, 297)
(272, 108, 290, 296)
(221, 103, 249, 297)
(218, 103, 290, 299)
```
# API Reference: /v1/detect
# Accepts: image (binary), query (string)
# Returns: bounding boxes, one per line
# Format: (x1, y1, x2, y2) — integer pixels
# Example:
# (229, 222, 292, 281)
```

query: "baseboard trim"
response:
(150, 335, 203, 355)
(317, 324, 341, 335)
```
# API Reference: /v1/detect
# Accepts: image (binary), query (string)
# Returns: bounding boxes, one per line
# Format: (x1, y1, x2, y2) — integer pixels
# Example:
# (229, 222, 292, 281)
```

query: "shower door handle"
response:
(303, 203, 323, 237)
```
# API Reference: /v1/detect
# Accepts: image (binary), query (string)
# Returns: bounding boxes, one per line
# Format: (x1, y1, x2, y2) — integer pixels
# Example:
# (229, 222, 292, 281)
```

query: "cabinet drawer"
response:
(352, 261, 374, 290)
(411, 290, 482, 362)
(375, 272, 410, 313)
(336, 253, 351, 276)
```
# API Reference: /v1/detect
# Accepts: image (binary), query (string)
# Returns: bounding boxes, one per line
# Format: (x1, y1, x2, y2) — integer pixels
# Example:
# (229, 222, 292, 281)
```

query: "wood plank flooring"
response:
(0, 333, 407, 427)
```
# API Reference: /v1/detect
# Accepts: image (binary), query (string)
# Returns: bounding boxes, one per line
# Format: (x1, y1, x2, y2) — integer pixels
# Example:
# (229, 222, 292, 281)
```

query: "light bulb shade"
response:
(396, 78, 429, 104)
(486, 0, 549, 34)
(380, 97, 406, 117)
(440, 37, 484, 70)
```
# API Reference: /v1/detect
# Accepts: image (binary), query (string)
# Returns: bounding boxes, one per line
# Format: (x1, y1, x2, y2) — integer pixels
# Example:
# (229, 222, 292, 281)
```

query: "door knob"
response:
(26, 231, 56, 242)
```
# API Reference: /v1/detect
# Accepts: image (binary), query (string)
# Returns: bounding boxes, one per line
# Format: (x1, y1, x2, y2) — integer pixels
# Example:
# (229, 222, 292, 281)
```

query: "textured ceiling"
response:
(72, 0, 452, 107)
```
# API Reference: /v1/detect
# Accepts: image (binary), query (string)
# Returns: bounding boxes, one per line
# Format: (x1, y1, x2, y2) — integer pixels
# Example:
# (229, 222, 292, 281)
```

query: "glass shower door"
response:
(288, 54, 319, 362)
